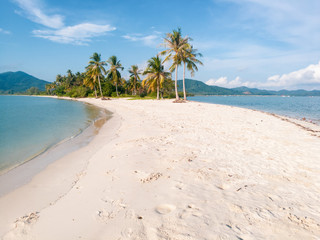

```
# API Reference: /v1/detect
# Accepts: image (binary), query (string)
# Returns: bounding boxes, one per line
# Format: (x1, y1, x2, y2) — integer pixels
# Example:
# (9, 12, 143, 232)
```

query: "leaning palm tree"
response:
(128, 65, 141, 95)
(181, 45, 203, 100)
(87, 52, 107, 98)
(160, 28, 190, 100)
(143, 55, 170, 100)
(106, 56, 124, 96)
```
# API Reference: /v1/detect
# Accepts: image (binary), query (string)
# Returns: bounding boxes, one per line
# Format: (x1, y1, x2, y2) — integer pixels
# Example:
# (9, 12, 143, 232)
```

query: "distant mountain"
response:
(231, 86, 273, 95)
(178, 79, 320, 96)
(0, 71, 50, 94)
(177, 79, 240, 95)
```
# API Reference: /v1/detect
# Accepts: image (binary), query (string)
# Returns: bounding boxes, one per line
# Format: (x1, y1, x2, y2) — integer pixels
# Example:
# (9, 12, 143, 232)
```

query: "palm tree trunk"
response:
(157, 79, 160, 100)
(94, 85, 97, 98)
(116, 82, 119, 96)
(183, 62, 187, 100)
(175, 65, 179, 100)
(98, 75, 103, 98)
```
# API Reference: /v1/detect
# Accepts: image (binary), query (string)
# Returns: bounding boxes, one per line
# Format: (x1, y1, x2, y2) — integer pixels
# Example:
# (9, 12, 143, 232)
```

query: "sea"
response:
(189, 96, 320, 125)
(0, 95, 104, 175)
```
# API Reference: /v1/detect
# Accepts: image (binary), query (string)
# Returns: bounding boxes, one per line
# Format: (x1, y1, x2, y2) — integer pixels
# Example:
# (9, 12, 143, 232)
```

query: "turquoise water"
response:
(0, 96, 100, 173)
(189, 96, 320, 124)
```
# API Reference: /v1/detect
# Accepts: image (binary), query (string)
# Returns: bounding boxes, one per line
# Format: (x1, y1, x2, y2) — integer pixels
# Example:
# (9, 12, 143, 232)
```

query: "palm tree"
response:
(128, 65, 141, 95)
(84, 67, 98, 98)
(45, 83, 56, 95)
(55, 74, 63, 86)
(106, 56, 124, 96)
(142, 55, 170, 100)
(181, 45, 203, 100)
(87, 52, 107, 98)
(160, 28, 190, 100)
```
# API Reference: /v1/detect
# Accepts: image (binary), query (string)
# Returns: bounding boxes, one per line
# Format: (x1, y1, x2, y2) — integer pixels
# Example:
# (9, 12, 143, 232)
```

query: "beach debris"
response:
(141, 172, 162, 183)
(172, 99, 186, 103)
(101, 97, 111, 100)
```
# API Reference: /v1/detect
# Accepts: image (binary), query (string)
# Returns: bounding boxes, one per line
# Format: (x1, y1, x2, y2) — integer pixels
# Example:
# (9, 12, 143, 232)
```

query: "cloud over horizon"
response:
(206, 61, 320, 90)
(13, 0, 116, 45)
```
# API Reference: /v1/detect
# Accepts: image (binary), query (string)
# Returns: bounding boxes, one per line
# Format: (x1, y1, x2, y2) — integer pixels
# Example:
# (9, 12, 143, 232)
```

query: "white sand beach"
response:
(0, 98, 320, 240)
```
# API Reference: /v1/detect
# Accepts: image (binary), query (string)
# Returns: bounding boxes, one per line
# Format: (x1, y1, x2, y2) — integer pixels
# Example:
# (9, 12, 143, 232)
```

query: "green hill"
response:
(0, 71, 50, 94)
(232, 86, 274, 95)
(177, 79, 240, 95)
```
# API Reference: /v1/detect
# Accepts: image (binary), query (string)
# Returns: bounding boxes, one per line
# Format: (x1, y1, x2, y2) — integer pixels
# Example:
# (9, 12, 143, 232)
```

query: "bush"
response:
(168, 92, 176, 99)
(148, 91, 157, 98)
(54, 85, 66, 96)
(26, 87, 40, 95)
(66, 86, 89, 98)
(139, 92, 147, 98)
(102, 81, 114, 97)
(111, 92, 118, 97)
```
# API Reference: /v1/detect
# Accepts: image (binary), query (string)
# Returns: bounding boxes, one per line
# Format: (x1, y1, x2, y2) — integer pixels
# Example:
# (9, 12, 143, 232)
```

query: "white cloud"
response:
(13, 0, 116, 45)
(123, 32, 161, 47)
(206, 61, 320, 90)
(13, 0, 64, 29)
(0, 28, 11, 34)
(263, 61, 320, 89)
(33, 23, 116, 45)
(206, 76, 247, 88)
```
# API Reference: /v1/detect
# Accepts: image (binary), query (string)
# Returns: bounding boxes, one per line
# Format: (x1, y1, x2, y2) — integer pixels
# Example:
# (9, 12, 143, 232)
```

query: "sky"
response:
(0, 0, 320, 90)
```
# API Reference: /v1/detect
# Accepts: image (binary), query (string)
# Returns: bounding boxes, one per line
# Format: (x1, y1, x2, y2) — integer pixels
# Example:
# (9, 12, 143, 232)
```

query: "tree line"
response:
(46, 28, 202, 100)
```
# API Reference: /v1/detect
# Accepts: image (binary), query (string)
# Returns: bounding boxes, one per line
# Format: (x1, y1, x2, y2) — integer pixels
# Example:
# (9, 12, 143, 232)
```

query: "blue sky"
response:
(1, 0, 320, 90)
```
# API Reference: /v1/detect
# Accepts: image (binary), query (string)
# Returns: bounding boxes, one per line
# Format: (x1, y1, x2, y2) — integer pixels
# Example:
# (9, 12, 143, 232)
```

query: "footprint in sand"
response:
(155, 204, 176, 214)
(179, 204, 202, 219)
(5, 212, 40, 239)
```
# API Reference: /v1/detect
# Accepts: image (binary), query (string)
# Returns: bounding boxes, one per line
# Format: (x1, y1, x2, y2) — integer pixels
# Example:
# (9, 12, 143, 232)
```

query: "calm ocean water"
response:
(189, 96, 320, 124)
(0, 96, 100, 174)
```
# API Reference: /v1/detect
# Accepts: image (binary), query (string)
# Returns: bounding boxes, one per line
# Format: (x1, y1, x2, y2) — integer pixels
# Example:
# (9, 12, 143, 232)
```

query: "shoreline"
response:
(0, 96, 111, 196)
(1, 98, 320, 239)
(189, 95, 320, 126)
(188, 99, 320, 138)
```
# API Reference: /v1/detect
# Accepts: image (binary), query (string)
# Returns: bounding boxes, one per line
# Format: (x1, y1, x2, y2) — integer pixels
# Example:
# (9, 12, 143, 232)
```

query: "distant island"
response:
(1, 71, 320, 97)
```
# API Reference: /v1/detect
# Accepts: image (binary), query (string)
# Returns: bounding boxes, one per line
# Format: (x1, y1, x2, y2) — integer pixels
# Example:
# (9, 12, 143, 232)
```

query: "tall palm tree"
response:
(84, 67, 98, 98)
(128, 65, 141, 95)
(181, 45, 203, 100)
(106, 55, 124, 96)
(143, 55, 170, 100)
(160, 28, 190, 100)
(87, 52, 107, 98)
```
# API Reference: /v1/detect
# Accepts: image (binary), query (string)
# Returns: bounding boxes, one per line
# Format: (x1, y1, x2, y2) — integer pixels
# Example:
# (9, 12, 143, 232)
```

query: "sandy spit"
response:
(0, 98, 320, 240)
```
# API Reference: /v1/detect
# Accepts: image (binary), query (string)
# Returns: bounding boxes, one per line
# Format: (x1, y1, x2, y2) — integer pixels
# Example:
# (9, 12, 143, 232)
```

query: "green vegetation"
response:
(160, 28, 203, 101)
(44, 28, 203, 99)
(45, 53, 174, 99)
(142, 56, 171, 100)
